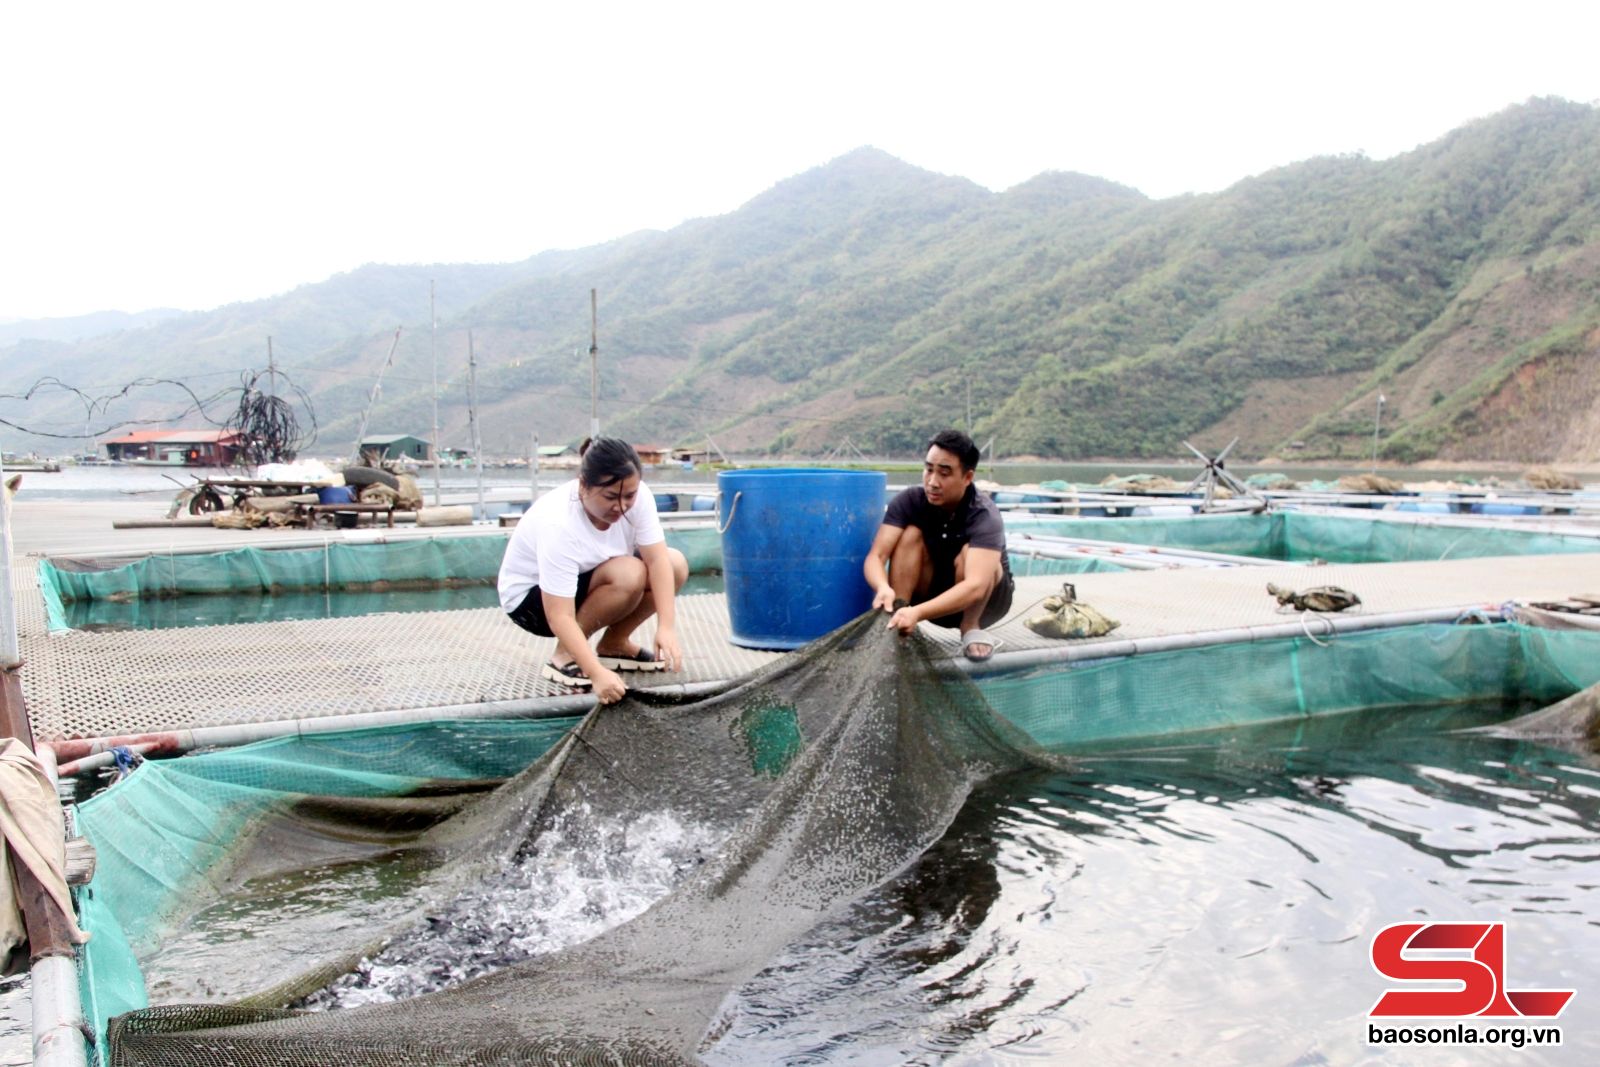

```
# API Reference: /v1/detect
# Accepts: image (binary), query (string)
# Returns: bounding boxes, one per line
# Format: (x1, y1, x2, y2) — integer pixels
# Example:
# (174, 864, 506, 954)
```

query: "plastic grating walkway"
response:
(13, 553, 1600, 741)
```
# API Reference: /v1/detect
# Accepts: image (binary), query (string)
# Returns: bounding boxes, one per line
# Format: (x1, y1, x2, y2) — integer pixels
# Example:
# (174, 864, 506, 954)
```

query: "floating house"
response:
(357, 434, 433, 462)
(102, 430, 243, 465)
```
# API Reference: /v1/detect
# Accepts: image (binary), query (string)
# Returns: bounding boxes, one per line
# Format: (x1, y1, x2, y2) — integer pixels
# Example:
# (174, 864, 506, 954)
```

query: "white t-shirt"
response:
(497, 478, 665, 611)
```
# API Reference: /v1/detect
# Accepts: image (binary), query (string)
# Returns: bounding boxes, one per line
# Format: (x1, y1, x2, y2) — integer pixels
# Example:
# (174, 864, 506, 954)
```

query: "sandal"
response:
(596, 646, 666, 672)
(960, 628, 1001, 663)
(541, 660, 592, 688)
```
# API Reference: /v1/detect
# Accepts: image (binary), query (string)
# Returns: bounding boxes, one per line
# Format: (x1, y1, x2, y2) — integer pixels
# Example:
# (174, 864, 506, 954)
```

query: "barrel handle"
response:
(716, 491, 743, 534)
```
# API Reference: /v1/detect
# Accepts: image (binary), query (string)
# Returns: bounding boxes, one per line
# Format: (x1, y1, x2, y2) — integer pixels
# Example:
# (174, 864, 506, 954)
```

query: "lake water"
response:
(9, 459, 1549, 503)
(695, 703, 1600, 1063)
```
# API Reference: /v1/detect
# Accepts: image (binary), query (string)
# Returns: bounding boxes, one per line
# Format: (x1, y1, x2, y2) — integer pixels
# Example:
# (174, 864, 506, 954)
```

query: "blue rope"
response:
(1453, 601, 1518, 626)
(111, 746, 143, 776)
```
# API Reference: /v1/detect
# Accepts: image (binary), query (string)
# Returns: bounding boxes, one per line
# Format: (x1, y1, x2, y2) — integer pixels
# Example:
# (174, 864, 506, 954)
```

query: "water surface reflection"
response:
(706, 704, 1600, 1064)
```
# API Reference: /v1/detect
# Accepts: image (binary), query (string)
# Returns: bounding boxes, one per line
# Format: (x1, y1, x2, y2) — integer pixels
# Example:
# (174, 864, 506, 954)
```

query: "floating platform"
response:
(14, 549, 1600, 745)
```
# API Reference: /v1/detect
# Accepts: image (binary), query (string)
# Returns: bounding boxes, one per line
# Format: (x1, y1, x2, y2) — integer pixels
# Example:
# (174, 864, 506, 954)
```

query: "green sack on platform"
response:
(1025, 583, 1120, 639)
(1266, 582, 1362, 613)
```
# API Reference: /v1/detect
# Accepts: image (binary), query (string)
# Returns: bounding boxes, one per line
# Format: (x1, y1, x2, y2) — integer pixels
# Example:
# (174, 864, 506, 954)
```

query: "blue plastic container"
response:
(691, 495, 718, 512)
(718, 468, 887, 649)
(1470, 502, 1542, 516)
(654, 491, 679, 513)
(318, 486, 356, 505)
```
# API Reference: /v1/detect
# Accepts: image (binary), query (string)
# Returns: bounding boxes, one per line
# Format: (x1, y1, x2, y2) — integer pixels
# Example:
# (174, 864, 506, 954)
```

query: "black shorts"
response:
(506, 569, 595, 638)
(920, 568, 1015, 630)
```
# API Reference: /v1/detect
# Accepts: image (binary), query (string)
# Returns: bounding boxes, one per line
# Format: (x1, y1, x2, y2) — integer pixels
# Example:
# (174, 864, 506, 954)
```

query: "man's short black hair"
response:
(927, 429, 980, 472)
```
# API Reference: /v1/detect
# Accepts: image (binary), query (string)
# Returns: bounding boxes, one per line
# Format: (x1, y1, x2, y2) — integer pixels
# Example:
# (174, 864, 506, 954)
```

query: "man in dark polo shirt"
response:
(863, 429, 1014, 660)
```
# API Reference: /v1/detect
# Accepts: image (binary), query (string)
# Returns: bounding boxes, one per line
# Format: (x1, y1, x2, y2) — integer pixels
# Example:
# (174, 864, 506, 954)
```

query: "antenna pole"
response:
(430, 279, 442, 505)
(467, 330, 485, 521)
(1370, 393, 1385, 474)
(351, 327, 403, 463)
(589, 288, 599, 438)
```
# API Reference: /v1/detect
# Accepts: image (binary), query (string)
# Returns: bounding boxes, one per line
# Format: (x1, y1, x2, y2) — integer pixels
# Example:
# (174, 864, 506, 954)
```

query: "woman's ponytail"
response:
(578, 436, 643, 490)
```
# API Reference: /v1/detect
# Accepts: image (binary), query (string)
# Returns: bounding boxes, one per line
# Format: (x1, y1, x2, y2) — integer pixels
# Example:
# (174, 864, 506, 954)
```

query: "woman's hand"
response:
(593, 666, 627, 705)
(655, 625, 683, 672)
(871, 584, 897, 613)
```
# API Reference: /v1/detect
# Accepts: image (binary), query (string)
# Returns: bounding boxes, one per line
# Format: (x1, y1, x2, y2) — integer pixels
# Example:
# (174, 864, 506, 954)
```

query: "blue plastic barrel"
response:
(691, 495, 718, 512)
(654, 491, 679, 513)
(318, 486, 356, 505)
(718, 468, 887, 649)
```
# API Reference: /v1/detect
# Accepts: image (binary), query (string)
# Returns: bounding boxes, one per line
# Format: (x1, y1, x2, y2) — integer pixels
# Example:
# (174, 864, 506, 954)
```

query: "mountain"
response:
(3, 100, 1597, 464)
(0, 308, 191, 347)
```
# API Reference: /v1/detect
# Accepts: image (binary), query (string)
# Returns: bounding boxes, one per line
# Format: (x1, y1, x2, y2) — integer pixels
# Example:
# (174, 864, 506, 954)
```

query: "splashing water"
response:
(305, 807, 728, 1009)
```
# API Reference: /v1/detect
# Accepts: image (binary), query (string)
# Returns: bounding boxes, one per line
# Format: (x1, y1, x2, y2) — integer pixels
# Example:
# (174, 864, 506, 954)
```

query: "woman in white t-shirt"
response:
(498, 437, 688, 703)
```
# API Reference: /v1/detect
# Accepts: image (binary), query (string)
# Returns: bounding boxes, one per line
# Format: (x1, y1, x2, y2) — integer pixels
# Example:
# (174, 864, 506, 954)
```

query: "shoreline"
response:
(998, 456, 1600, 474)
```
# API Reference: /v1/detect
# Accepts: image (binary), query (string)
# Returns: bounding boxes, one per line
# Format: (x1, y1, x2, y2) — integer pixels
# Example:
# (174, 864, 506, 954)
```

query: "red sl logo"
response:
(1369, 922, 1574, 1018)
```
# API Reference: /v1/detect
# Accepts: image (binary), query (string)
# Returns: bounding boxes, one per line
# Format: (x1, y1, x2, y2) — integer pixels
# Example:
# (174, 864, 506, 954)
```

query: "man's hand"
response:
(871, 584, 897, 613)
(593, 666, 627, 705)
(887, 604, 921, 634)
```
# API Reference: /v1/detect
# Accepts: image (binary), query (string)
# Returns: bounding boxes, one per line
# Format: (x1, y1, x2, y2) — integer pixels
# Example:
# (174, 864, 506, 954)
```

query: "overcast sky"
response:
(4, 0, 1597, 322)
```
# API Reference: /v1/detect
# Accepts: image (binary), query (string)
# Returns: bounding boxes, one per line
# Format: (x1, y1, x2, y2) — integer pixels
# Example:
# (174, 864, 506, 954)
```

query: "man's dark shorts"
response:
(507, 569, 595, 637)
(916, 566, 1015, 630)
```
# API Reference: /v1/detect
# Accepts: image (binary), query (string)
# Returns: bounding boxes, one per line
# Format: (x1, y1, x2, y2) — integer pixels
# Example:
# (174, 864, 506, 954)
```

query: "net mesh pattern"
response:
(16, 566, 784, 740)
(105, 614, 1069, 1065)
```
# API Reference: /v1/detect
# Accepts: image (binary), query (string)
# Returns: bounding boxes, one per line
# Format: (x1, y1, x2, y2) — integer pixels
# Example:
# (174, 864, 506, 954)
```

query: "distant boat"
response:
(1, 452, 62, 472)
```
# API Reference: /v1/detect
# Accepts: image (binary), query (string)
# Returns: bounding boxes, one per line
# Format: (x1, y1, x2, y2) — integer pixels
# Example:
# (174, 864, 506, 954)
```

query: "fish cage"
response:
(1003, 510, 1600, 564)
(67, 618, 1600, 1060)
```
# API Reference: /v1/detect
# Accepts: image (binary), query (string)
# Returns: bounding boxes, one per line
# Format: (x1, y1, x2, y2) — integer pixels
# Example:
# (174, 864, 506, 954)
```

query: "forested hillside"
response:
(4, 98, 1597, 463)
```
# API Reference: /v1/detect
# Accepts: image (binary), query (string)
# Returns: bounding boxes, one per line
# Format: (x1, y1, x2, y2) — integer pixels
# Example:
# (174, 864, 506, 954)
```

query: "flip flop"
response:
(596, 646, 666, 672)
(961, 628, 1001, 663)
(542, 660, 592, 688)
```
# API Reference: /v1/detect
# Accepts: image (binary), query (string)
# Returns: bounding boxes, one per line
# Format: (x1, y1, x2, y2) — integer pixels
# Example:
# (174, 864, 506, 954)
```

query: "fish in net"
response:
(109, 613, 1070, 1066)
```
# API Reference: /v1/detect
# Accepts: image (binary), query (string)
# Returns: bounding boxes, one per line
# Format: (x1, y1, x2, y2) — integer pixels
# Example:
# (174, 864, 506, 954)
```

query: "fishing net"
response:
(107, 612, 1066, 1066)
(1486, 678, 1600, 745)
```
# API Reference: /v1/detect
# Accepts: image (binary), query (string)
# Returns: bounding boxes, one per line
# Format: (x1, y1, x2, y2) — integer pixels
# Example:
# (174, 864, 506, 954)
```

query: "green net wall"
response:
(980, 622, 1600, 749)
(37, 526, 727, 630)
(40, 527, 1113, 630)
(1007, 553, 1130, 577)
(1003, 511, 1600, 563)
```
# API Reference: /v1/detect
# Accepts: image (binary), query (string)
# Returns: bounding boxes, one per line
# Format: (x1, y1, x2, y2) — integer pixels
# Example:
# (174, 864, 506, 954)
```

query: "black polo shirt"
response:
(883, 483, 1012, 584)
